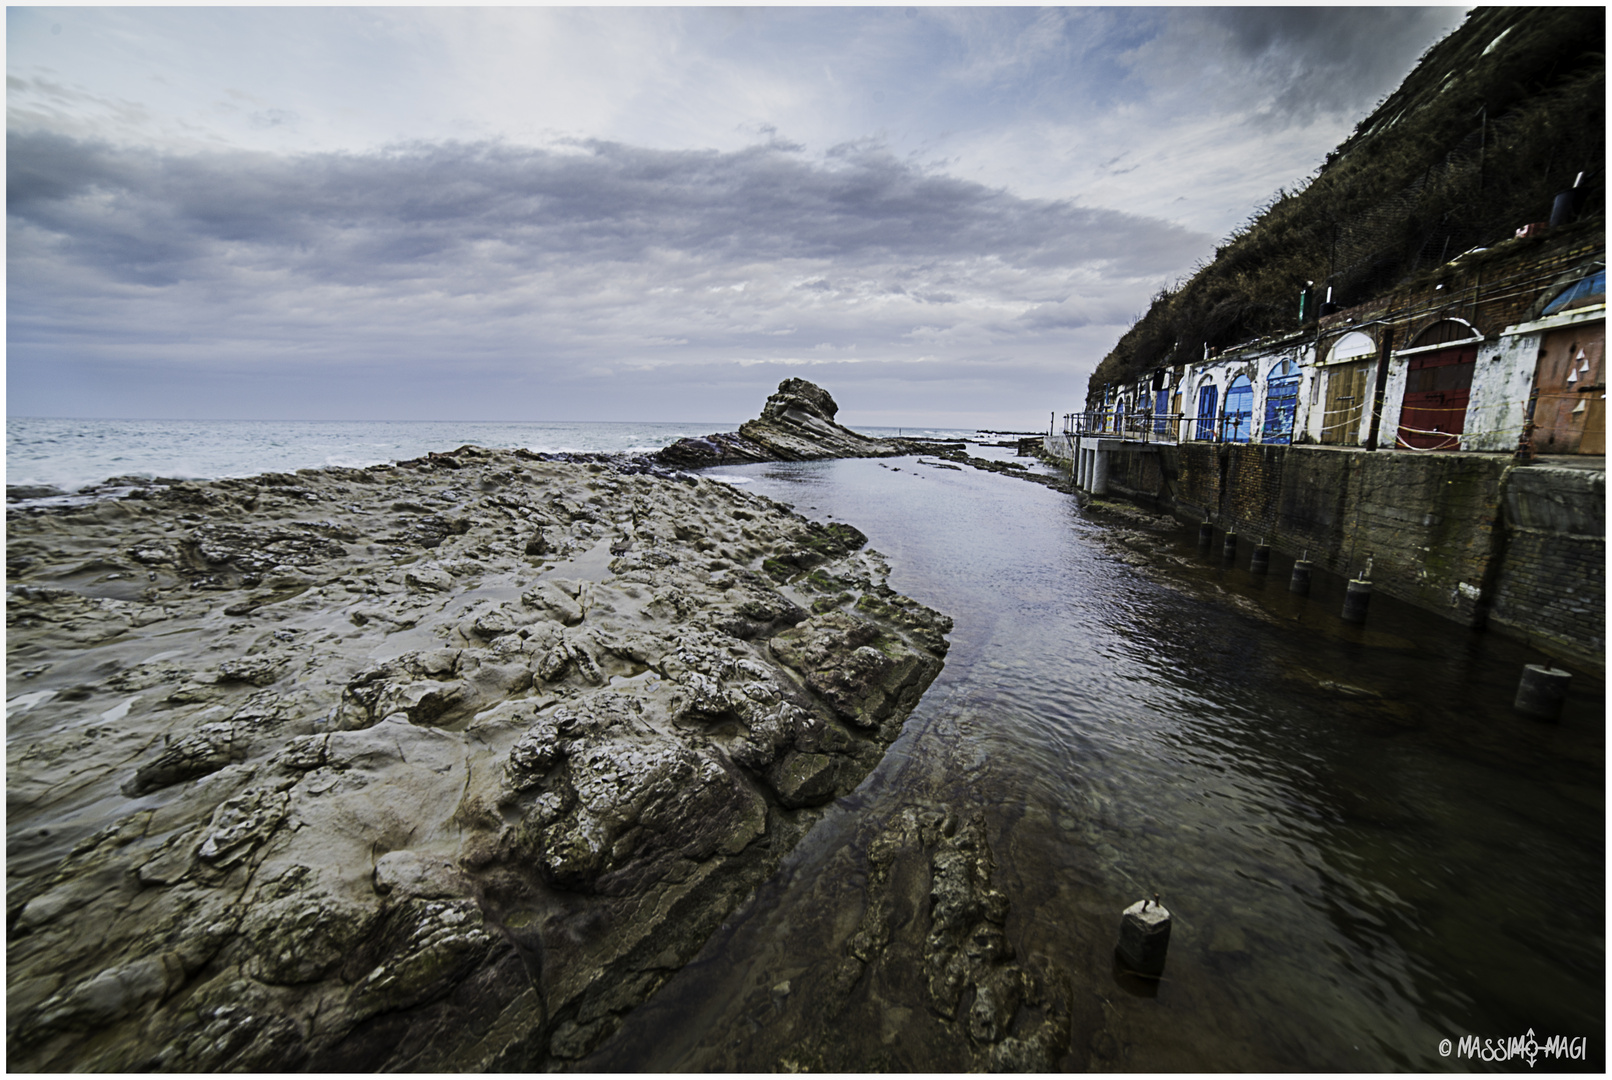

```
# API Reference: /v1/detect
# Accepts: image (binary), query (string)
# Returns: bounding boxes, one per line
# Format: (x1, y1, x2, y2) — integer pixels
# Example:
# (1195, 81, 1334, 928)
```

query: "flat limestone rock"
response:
(5, 446, 949, 1072)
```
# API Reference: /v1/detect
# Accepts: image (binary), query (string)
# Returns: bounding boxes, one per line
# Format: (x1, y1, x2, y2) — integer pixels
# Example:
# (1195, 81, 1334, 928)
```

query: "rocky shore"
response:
(5, 441, 951, 1069)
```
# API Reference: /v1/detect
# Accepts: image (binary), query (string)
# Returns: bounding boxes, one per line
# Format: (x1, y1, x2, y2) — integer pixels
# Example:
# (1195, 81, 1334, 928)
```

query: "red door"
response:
(1397, 345, 1476, 450)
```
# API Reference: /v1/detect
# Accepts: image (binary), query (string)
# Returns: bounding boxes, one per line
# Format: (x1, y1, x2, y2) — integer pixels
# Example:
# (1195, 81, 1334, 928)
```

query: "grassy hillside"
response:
(1088, 7, 1605, 401)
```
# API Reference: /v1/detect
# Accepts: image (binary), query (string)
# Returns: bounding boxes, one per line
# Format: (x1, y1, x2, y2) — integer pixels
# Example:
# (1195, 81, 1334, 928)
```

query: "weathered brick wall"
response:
(1489, 467, 1605, 670)
(1320, 231, 1603, 346)
(1102, 445, 1166, 503)
(1225, 445, 1285, 538)
(1168, 443, 1220, 516)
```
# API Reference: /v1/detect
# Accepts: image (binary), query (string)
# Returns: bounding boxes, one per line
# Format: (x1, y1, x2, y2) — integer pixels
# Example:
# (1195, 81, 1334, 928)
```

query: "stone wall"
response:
(1048, 436, 1603, 673)
(1489, 465, 1606, 670)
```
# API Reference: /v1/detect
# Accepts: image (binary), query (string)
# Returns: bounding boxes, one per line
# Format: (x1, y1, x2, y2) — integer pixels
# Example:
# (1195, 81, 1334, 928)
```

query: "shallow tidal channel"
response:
(585, 448, 1604, 1072)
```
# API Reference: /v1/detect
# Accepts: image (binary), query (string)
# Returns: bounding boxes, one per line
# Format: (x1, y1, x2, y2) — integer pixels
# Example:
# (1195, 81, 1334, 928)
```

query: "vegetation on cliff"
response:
(1089, 7, 1606, 400)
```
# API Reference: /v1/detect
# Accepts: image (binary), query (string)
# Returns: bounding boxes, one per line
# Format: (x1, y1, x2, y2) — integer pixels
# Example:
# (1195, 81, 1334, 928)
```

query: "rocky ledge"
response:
(657, 378, 951, 468)
(5, 446, 950, 1070)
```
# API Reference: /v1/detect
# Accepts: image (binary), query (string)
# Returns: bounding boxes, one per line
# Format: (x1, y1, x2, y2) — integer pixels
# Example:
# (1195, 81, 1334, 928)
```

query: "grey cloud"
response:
(8, 131, 1205, 420)
(10, 132, 1199, 283)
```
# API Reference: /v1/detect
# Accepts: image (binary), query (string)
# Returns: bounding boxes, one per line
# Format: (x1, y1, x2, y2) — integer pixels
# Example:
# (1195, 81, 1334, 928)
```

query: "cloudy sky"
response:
(8, 6, 1468, 428)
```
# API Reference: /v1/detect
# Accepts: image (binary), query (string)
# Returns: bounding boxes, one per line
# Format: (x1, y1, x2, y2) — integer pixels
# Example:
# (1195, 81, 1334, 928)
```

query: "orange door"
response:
(1532, 323, 1605, 454)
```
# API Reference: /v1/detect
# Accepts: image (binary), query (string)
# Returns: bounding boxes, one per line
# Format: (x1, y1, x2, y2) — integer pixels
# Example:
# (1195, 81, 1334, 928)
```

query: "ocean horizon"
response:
(5, 416, 992, 497)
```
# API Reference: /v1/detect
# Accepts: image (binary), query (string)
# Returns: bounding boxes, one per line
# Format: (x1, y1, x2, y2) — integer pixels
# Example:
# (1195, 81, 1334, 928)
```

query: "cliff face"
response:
(1088, 6, 1606, 403)
(658, 379, 923, 467)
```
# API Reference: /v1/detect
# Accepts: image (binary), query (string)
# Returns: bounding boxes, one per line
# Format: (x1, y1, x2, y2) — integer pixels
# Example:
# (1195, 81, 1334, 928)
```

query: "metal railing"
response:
(1059, 410, 1266, 444)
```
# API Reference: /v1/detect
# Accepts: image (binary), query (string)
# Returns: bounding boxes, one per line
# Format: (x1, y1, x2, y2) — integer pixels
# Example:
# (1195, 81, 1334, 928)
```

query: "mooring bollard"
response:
(1514, 664, 1572, 721)
(1341, 577, 1372, 623)
(1198, 521, 1214, 548)
(1117, 893, 1172, 977)
(1250, 543, 1270, 575)
(1289, 559, 1313, 595)
(1222, 532, 1238, 560)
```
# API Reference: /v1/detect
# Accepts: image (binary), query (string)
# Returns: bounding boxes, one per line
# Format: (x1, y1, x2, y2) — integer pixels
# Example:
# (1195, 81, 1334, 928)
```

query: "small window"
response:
(1544, 269, 1606, 315)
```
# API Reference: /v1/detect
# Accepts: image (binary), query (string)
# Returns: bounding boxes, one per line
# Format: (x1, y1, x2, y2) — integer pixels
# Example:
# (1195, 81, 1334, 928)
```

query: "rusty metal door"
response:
(1396, 345, 1476, 450)
(1532, 323, 1606, 454)
(1321, 361, 1368, 445)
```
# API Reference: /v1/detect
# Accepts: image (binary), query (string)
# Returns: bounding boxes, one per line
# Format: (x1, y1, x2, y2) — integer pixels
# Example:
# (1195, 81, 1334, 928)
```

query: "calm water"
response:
(589, 451, 1604, 1071)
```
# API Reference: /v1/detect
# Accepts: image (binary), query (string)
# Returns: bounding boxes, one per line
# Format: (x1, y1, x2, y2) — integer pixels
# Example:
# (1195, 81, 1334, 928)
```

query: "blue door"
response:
(1195, 384, 1219, 441)
(1264, 361, 1300, 444)
(1224, 375, 1254, 443)
(1155, 389, 1170, 435)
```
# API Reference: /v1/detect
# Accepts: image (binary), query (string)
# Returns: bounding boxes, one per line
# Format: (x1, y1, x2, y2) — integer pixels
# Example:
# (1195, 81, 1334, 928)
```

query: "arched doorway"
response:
(1322, 332, 1375, 446)
(1195, 382, 1219, 441)
(1263, 359, 1300, 444)
(1397, 320, 1480, 450)
(1224, 374, 1254, 443)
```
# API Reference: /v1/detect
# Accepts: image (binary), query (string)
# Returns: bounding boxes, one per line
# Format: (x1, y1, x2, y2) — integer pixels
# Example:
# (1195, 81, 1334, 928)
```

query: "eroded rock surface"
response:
(6, 447, 949, 1071)
(657, 378, 948, 467)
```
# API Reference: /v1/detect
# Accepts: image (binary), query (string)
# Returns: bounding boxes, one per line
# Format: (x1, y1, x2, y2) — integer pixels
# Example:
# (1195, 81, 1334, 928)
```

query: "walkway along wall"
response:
(1042, 436, 1604, 674)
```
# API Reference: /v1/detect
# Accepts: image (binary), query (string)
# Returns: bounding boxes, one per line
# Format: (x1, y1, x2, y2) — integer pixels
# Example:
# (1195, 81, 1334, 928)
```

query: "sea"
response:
(3, 416, 991, 498)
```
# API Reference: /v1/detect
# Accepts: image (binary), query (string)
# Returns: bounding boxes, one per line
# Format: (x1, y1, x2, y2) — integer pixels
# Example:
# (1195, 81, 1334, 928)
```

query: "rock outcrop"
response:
(657, 378, 942, 468)
(6, 446, 950, 1070)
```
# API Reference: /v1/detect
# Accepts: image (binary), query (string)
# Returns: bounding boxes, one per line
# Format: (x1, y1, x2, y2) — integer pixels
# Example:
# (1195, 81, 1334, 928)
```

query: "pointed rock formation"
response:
(657, 379, 938, 468)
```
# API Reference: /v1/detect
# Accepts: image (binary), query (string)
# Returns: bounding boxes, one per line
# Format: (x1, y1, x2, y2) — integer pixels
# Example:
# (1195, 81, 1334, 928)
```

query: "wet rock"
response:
(373, 851, 469, 900)
(8, 484, 68, 502)
(518, 726, 768, 893)
(854, 590, 954, 657)
(150, 1003, 308, 1072)
(405, 566, 454, 591)
(768, 750, 839, 808)
(5, 440, 950, 1072)
(523, 580, 584, 625)
(195, 785, 290, 868)
(769, 611, 940, 729)
(242, 869, 380, 985)
(123, 722, 247, 796)
(218, 654, 288, 687)
(25, 954, 188, 1036)
(345, 898, 497, 1022)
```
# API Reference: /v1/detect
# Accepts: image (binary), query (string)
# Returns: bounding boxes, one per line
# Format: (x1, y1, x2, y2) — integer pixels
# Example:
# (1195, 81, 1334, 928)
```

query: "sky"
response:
(7, 6, 1470, 429)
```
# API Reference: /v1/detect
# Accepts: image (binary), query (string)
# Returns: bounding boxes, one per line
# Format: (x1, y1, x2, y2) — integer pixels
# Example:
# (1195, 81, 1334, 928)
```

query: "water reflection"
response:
(589, 453, 1603, 1071)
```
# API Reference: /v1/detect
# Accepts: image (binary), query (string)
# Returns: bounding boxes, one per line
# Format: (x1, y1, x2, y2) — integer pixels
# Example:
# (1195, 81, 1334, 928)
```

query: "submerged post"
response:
(1250, 540, 1271, 575)
(1514, 664, 1572, 721)
(1116, 893, 1172, 977)
(1341, 578, 1372, 623)
(1290, 559, 1313, 595)
(1222, 531, 1238, 561)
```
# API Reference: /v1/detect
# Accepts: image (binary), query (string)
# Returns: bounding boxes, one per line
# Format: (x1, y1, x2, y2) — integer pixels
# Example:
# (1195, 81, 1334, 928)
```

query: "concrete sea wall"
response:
(1043, 435, 1604, 673)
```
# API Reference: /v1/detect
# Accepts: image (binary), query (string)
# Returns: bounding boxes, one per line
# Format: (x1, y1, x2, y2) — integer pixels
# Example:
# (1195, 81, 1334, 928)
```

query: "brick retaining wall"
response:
(1078, 439, 1602, 673)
